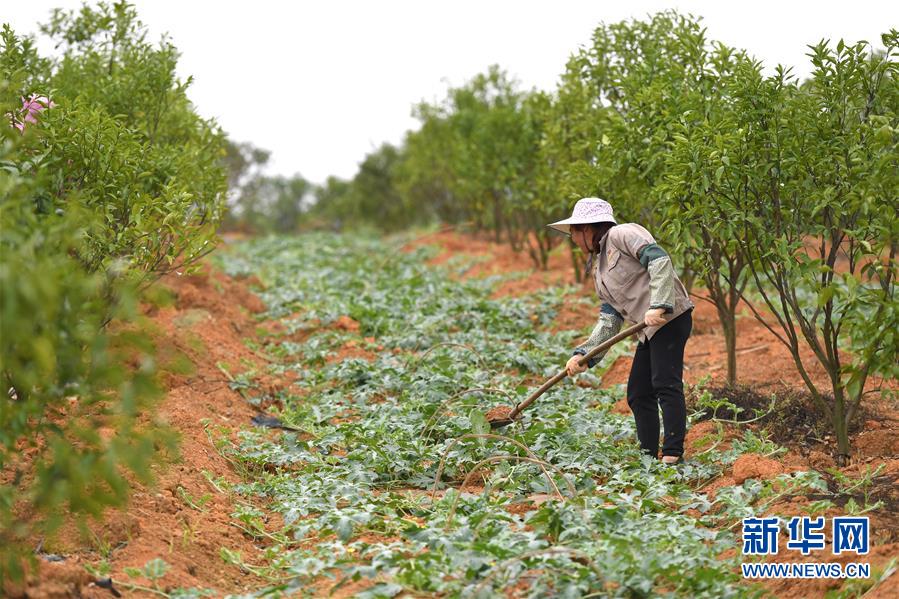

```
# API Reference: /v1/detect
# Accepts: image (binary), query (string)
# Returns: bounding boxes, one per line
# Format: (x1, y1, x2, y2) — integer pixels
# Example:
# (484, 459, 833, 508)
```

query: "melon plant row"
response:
(204, 233, 837, 597)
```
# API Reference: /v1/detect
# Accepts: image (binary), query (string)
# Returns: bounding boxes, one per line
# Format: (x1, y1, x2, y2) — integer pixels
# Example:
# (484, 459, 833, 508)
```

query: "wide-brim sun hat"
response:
(547, 197, 617, 235)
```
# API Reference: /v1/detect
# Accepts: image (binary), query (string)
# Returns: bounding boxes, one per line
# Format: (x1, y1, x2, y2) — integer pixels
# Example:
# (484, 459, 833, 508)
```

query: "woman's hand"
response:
(566, 355, 588, 376)
(644, 307, 667, 327)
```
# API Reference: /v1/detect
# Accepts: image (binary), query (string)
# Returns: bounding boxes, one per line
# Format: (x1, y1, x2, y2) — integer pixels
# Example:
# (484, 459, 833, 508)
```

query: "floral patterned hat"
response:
(547, 197, 617, 235)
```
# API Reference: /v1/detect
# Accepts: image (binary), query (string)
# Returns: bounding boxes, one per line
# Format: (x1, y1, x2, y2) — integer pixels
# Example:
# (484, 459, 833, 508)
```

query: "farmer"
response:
(548, 198, 694, 465)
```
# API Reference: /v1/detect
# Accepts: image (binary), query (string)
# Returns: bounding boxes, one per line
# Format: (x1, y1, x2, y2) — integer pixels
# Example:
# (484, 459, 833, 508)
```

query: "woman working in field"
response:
(549, 198, 694, 465)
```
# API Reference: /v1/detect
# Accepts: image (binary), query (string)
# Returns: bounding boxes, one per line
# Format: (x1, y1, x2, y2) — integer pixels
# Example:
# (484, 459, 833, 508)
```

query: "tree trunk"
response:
(681, 265, 696, 295)
(492, 196, 503, 244)
(709, 277, 738, 387)
(507, 220, 523, 252)
(833, 388, 851, 466)
(524, 228, 541, 269)
(722, 309, 737, 388)
(538, 231, 552, 270)
(570, 245, 583, 283)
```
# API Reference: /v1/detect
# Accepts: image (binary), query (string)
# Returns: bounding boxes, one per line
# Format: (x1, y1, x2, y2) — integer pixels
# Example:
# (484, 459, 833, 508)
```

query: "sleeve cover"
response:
(573, 303, 624, 368)
(639, 243, 676, 313)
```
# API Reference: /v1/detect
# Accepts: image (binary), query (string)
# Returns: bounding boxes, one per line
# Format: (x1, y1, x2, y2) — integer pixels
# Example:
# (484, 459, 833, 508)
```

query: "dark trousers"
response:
(626, 309, 692, 458)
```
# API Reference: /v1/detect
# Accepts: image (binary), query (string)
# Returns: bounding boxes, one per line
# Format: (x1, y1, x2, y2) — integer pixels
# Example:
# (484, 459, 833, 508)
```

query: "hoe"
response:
(487, 322, 647, 429)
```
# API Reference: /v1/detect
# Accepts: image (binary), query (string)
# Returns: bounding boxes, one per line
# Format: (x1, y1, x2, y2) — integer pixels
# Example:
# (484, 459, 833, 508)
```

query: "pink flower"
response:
(9, 94, 54, 132)
(22, 95, 54, 120)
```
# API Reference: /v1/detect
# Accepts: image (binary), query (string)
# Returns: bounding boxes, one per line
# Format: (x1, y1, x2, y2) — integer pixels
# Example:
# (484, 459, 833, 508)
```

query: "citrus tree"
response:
(395, 103, 465, 226)
(527, 73, 612, 279)
(669, 32, 898, 462)
(0, 135, 170, 581)
(657, 46, 757, 387)
(569, 11, 710, 227)
(402, 67, 539, 240)
(22, 1, 226, 284)
(1, 0, 224, 576)
(561, 11, 759, 386)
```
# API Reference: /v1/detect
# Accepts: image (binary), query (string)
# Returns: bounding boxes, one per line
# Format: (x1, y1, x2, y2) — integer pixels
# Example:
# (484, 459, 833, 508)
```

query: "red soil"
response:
(731, 454, 786, 483)
(684, 420, 741, 455)
(327, 338, 378, 363)
(485, 405, 515, 422)
(333, 315, 361, 332)
(760, 542, 899, 599)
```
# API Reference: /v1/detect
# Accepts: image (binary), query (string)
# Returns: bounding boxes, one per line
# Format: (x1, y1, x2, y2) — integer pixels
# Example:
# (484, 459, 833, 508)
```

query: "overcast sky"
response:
(5, 1, 898, 183)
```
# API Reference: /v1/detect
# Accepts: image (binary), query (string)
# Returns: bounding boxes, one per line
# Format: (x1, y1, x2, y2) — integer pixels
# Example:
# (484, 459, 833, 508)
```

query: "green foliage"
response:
(220, 139, 317, 234)
(119, 557, 214, 597)
(124, 557, 169, 584)
(0, 141, 172, 580)
(0, 25, 51, 102)
(666, 30, 898, 460)
(566, 11, 711, 227)
(311, 66, 564, 266)
(237, 173, 313, 234)
(311, 143, 409, 232)
(307, 12, 896, 458)
(2, 1, 227, 282)
(400, 66, 550, 245)
(0, 1, 223, 579)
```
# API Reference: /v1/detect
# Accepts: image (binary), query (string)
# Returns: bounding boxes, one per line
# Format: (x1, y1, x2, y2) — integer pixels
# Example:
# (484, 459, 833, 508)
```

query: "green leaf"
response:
(469, 409, 490, 436)
(817, 285, 835, 307)
(143, 558, 170, 581)
(335, 516, 354, 542)
(355, 583, 404, 598)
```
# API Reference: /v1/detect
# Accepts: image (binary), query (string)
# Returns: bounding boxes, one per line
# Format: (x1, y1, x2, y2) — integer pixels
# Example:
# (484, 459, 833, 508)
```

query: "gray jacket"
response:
(574, 223, 693, 366)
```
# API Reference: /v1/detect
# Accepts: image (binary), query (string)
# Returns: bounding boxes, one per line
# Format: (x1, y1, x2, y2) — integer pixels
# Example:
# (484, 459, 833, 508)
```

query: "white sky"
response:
(5, 1, 898, 184)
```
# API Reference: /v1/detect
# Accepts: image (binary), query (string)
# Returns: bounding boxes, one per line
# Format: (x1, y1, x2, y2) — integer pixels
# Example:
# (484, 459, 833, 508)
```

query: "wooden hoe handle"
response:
(505, 322, 647, 421)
